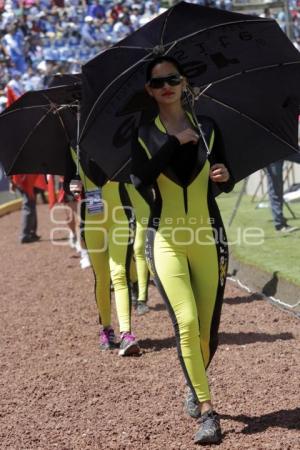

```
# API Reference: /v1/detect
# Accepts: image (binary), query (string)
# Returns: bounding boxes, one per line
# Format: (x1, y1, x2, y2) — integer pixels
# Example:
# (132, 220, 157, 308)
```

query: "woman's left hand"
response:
(209, 164, 230, 183)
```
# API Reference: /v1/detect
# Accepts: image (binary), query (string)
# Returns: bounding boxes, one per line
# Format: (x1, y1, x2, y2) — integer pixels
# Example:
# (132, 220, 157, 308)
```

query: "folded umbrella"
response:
(0, 83, 80, 176)
(80, 1, 300, 182)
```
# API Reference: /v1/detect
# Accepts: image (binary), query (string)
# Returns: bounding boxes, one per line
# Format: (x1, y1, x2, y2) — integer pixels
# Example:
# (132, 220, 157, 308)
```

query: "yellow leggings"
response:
(150, 231, 219, 402)
(145, 164, 228, 403)
(81, 181, 134, 332)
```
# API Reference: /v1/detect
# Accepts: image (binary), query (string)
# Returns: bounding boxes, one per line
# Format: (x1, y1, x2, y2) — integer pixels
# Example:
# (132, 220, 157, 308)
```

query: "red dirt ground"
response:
(0, 205, 299, 450)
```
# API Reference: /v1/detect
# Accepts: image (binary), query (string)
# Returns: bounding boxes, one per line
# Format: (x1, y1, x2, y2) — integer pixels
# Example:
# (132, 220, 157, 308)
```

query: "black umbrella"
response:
(80, 1, 300, 182)
(47, 73, 82, 89)
(0, 83, 80, 176)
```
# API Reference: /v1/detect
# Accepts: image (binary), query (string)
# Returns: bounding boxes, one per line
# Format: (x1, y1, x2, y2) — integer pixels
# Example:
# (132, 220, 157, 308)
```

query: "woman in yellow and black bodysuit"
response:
(65, 149, 140, 356)
(131, 56, 234, 445)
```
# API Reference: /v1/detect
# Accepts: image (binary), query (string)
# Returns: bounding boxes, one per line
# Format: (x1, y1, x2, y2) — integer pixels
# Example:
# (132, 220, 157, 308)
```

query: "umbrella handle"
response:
(197, 119, 210, 156)
(184, 90, 210, 156)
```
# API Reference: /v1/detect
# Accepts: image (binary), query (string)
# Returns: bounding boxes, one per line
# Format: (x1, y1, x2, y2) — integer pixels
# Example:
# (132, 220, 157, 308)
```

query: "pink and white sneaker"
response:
(118, 332, 140, 356)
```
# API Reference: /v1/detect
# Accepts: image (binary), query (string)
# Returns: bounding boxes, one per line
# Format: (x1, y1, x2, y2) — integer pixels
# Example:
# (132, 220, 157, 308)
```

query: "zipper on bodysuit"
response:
(183, 187, 188, 214)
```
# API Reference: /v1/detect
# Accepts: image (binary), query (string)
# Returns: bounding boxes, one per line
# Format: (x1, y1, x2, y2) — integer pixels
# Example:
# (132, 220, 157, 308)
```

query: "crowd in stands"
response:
(0, 0, 164, 105)
(0, 0, 299, 111)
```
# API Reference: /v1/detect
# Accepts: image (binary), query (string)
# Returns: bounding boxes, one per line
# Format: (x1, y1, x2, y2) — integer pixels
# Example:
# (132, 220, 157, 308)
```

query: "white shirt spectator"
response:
(112, 20, 131, 39)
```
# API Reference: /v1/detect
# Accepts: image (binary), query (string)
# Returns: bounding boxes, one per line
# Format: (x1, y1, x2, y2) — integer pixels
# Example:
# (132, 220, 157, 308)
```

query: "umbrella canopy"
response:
(0, 83, 80, 176)
(48, 73, 82, 89)
(80, 1, 300, 182)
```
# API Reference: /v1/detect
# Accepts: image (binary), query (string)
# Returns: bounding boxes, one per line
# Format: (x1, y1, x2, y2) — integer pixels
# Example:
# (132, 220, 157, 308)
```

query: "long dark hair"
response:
(146, 56, 186, 82)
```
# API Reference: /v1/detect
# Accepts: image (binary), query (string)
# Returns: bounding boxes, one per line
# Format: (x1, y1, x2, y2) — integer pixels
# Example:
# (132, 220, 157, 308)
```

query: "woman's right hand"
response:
(174, 128, 199, 145)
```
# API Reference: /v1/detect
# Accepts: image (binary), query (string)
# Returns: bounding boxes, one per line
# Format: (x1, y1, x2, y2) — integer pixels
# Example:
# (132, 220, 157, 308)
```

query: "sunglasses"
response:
(148, 74, 183, 89)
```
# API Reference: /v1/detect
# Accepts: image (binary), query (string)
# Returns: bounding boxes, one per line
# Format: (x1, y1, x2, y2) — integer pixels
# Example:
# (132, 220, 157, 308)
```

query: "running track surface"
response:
(0, 205, 299, 450)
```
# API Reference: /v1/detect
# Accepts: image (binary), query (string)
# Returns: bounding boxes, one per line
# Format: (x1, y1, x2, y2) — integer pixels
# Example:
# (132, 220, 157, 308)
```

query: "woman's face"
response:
(145, 61, 186, 106)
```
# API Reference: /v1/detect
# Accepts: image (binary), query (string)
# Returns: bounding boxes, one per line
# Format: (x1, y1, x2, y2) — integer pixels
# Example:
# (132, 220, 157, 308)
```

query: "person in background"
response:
(87, 0, 106, 20)
(10, 174, 41, 244)
(65, 148, 141, 356)
(57, 175, 91, 268)
(5, 69, 24, 105)
(265, 159, 298, 233)
(2, 21, 27, 72)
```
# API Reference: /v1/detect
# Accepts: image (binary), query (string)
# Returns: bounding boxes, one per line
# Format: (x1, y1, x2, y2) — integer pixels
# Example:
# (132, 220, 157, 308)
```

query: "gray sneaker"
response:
(185, 387, 201, 419)
(194, 410, 222, 445)
(118, 332, 140, 356)
(136, 301, 150, 315)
